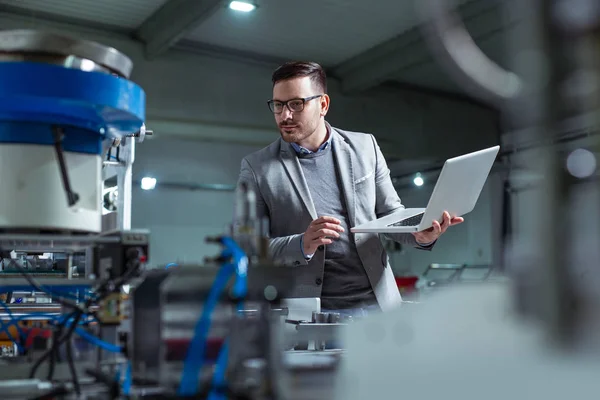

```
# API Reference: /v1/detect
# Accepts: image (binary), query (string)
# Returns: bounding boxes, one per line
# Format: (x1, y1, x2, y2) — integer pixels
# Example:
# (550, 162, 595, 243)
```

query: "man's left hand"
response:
(412, 211, 464, 245)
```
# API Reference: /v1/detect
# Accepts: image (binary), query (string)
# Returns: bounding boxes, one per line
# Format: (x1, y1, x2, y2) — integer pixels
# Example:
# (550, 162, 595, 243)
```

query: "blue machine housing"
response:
(0, 62, 146, 155)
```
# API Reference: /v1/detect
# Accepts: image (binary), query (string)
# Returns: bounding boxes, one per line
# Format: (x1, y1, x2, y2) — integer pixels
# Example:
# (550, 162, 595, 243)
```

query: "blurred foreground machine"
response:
(335, 0, 600, 399)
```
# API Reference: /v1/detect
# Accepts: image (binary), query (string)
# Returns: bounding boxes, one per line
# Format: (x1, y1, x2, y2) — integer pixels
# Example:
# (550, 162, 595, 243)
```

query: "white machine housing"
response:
(0, 143, 102, 232)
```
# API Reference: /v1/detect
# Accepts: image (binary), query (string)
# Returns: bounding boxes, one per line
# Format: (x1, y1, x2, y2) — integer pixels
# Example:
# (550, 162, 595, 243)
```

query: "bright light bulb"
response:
(413, 174, 424, 187)
(229, 1, 256, 12)
(141, 177, 157, 190)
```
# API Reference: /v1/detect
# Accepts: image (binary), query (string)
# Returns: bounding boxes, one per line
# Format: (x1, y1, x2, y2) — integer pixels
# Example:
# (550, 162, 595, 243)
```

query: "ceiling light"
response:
(413, 173, 424, 187)
(141, 177, 157, 190)
(229, 1, 256, 12)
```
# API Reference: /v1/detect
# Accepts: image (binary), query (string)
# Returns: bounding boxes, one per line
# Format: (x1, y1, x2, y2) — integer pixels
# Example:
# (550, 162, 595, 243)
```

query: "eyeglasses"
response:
(267, 94, 323, 114)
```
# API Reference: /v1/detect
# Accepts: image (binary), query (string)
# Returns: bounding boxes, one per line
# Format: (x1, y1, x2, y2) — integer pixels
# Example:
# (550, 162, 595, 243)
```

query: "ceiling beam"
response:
(175, 39, 290, 69)
(383, 81, 496, 111)
(0, 4, 131, 35)
(333, 0, 514, 95)
(135, 0, 223, 60)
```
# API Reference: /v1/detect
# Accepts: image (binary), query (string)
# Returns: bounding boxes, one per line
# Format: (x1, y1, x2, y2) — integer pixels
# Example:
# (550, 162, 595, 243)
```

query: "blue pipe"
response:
(177, 237, 249, 396)
(177, 262, 235, 395)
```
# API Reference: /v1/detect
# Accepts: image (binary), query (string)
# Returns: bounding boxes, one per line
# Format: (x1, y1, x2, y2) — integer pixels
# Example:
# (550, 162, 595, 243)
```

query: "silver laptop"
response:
(351, 145, 500, 233)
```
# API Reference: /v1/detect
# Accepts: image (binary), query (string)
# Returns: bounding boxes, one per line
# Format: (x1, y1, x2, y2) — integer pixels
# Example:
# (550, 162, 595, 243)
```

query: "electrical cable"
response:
(208, 238, 248, 399)
(0, 309, 23, 350)
(74, 327, 122, 353)
(65, 335, 80, 395)
(208, 341, 230, 400)
(88, 258, 139, 305)
(28, 287, 125, 384)
(32, 257, 138, 375)
(46, 324, 63, 381)
(0, 302, 117, 370)
(85, 367, 120, 398)
(178, 262, 235, 395)
(8, 311, 93, 353)
(0, 311, 101, 358)
(178, 237, 248, 396)
(208, 250, 247, 400)
(209, 293, 247, 400)
(12, 262, 82, 311)
(121, 361, 132, 395)
(29, 310, 83, 379)
(12, 251, 139, 389)
(32, 312, 72, 379)
(109, 259, 141, 290)
(48, 311, 83, 393)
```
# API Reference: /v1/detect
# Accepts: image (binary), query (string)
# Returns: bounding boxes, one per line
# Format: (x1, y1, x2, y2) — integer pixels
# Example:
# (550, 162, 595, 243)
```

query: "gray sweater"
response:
(298, 144, 378, 310)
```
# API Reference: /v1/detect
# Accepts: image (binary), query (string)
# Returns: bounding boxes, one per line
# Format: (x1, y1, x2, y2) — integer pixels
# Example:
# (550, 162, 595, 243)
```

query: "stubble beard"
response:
(280, 130, 307, 143)
(279, 120, 318, 144)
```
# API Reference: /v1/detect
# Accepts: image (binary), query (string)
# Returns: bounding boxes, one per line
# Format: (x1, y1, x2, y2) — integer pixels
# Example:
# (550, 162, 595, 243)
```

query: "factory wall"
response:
(130, 137, 264, 266)
(0, 13, 503, 274)
(131, 135, 506, 274)
(390, 173, 504, 276)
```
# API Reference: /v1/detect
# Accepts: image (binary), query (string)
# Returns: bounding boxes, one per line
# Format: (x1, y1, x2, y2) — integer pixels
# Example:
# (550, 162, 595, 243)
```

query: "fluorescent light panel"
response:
(229, 1, 256, 12)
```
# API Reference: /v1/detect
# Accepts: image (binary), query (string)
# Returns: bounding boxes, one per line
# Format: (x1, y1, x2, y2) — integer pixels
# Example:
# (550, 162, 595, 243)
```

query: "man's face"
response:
(271, 76, 327, 143)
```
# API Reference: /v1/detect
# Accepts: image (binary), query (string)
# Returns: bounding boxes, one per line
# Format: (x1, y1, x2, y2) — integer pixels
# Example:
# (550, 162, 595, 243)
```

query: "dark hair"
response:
(272, 61, 327, 94)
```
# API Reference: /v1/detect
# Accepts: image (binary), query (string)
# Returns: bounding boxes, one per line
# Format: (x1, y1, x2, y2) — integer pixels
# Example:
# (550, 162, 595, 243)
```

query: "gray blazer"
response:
(236, 124, 432, 311)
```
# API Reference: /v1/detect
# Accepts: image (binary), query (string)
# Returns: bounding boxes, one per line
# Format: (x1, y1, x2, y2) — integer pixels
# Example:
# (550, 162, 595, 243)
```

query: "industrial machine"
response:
(0, 30, 348, 399)
(0, 29, 152, 398)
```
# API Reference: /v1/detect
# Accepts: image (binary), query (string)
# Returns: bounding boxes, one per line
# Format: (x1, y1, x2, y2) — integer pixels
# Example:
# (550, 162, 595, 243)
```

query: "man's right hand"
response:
(303, 216, 344, 256)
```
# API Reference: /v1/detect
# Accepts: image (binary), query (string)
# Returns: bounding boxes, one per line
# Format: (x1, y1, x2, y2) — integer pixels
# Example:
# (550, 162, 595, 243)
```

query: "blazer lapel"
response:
(279, 139, 318, 220)
(331, 130, 356, 226)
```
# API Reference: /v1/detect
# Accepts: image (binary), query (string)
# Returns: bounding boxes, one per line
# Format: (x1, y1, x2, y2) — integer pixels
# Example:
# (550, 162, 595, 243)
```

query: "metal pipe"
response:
(117, 137, 134, 231)
(0, 379, 54, 398)
(392, 120, 600, 182)
(67, 253, 73, 280)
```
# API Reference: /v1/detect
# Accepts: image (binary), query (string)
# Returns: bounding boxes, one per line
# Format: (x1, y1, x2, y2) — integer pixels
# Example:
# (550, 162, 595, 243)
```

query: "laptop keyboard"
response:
(387, 212, 424, 227)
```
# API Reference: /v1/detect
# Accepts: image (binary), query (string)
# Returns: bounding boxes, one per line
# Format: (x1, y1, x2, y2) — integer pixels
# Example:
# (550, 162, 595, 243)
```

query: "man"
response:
(236, 61, 463, 313)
